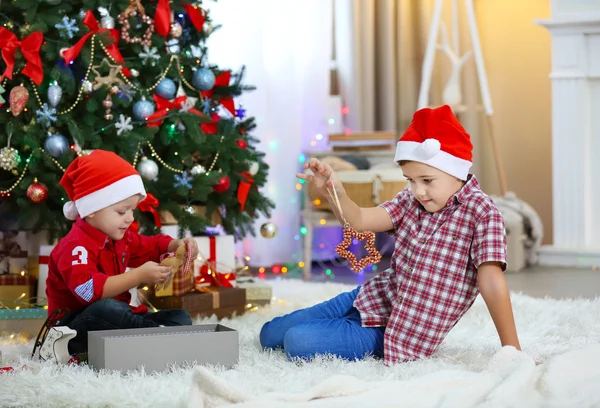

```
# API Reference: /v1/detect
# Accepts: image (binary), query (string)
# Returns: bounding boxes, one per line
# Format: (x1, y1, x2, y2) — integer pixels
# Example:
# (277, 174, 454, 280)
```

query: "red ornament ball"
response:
(213, 175, 231, 193)
(236, 139, 247, 149)
(27, 181, 48, 204)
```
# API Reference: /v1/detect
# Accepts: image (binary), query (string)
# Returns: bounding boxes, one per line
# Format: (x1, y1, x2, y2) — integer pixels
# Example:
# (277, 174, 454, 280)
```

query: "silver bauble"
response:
(248, 161, 259, 176)
(47, 84, 62, 107)
(133, 98, 155, 121)
(130, 69, 140, 78)
(0, 147, 21, 171)
(166, 38, 180, 54)
(184, 205, 195, 215)
(192, 68, 216, 91)
(137, 157, 159, 180)
(82, 80, 93, 93)
(203, 21, 214, 34)
(155, 78, 177, 100)
(44, 133, 69, 158)
(260, 222, 278, 239)
(190, 164, 206, 175)
(100, 15, 115, 29)
(170, 22, 183, 38)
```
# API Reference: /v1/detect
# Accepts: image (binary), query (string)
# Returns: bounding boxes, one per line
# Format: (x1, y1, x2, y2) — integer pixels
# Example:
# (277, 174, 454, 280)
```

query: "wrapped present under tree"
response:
(147, 287, 246, 320)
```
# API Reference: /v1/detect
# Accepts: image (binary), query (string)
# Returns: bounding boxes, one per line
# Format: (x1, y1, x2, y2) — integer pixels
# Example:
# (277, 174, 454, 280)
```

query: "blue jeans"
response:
(260, 286, 385, 360)
(59, 298, 192, 354)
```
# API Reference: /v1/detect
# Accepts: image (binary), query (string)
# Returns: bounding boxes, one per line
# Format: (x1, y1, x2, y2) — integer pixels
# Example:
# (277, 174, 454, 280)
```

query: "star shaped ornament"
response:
(336, 224, 382, 273)
(91, 58, 124, 91)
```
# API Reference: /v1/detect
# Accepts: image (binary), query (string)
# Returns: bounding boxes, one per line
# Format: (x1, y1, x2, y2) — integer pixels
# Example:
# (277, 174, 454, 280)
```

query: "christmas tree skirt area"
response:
(1, 280, 600, 407)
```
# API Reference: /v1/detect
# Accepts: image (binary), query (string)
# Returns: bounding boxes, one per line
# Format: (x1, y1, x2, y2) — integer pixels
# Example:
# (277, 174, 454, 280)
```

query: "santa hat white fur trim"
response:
(62, 174, 146, 220)
(395, 140, 472, 180)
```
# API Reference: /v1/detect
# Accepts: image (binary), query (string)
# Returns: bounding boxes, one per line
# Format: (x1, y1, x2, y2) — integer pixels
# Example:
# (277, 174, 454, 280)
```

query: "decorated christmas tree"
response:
(0, 0, 274, 241)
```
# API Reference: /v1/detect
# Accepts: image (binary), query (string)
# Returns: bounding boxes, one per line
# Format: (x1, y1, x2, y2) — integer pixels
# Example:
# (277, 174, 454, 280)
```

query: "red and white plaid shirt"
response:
(354, 175, 506, 365)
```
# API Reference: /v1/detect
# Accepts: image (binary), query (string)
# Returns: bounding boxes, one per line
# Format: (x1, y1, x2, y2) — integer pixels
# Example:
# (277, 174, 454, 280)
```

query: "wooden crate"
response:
(328, 131, 397, 152)
(307, 169, 407, 210)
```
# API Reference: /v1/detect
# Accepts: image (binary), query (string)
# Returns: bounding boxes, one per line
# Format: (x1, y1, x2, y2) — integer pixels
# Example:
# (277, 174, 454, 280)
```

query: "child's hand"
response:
(135, 261, 171, 285)
(182, 237, 199, 260)
(296, 158, 345, 198)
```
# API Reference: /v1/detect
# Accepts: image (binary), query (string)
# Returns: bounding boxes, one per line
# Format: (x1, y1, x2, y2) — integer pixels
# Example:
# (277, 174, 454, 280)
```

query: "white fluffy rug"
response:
(1, 280, 600, 408)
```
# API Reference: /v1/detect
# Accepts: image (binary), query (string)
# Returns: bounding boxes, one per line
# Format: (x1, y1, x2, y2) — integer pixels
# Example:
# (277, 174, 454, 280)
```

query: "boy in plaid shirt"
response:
(261, 105, 520, 365)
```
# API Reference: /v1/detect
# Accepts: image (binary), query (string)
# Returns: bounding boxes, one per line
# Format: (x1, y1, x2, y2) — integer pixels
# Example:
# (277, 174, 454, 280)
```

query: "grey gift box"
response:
(88, 324, 238, 373)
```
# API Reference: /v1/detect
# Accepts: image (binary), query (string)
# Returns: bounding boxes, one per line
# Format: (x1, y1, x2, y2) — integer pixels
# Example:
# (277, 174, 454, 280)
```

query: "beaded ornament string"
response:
(328, 185, 382, 273)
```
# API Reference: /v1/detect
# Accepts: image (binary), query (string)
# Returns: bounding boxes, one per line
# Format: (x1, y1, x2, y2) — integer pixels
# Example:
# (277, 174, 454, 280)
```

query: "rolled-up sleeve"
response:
(57, 244, 107, 305)
(471, 208, 507, 271)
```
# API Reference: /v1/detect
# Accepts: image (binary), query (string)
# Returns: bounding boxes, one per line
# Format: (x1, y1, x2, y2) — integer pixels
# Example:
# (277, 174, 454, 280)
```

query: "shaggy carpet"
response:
(1, 280, 599, 408)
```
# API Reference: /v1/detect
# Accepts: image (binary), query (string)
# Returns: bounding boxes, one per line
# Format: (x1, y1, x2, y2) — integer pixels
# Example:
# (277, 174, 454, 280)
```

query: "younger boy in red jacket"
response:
(42, 150, 198, 362)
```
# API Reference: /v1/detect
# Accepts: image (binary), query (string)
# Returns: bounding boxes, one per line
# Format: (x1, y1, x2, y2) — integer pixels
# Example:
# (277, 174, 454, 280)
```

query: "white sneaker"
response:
(38, 326, 77, 364)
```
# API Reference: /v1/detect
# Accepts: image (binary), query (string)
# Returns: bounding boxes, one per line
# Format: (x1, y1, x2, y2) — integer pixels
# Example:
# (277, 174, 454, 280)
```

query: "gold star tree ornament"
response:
(91, 58, 124, 91)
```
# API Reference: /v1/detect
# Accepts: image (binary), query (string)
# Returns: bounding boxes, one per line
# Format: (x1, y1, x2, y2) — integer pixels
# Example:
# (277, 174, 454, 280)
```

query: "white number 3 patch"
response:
(72, 246, 89, 266)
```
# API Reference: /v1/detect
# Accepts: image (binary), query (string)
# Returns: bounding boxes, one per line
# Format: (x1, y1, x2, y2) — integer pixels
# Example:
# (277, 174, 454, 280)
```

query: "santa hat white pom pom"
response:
(63, 201, 79, 220)
(417, 138, 441, 159)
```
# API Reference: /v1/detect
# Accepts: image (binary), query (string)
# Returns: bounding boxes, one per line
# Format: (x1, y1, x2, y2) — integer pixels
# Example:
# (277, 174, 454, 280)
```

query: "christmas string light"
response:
(28, 35, 97, 115)
(0, 148, 66, 195)
(98, 37, 177, 93)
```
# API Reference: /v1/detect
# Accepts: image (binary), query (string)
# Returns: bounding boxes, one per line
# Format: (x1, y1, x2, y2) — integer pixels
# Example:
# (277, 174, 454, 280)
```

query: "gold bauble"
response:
(260, 222, 278, 239)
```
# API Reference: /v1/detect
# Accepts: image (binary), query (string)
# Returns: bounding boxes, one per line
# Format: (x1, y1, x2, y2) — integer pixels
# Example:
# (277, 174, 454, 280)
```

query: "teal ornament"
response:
(155, 78, 177, 100)
(192, 68, 216, 91)
(0, 84, 5, 105)
(44, 133, 69, 157)
(133, 98, 155, 121)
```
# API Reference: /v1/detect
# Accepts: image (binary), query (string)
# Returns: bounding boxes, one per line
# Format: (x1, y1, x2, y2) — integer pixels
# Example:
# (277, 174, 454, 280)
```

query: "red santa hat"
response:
(394, 105, 473, 180)
(59, 150, 147, 220)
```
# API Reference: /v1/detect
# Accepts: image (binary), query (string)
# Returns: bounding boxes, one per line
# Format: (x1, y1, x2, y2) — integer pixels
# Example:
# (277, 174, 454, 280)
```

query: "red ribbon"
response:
(200, 112, 220, 134)
(137, 193, 162, 228)
(182, 4, 206, 32)
(62, 11, 130, 77)
(155, 0, 171, 38)
(201, 71, 236, 115)
(199, 236, 234, 288)
(199, 236, 217, 277)
(237, 171, 254, 212)
(146, 94, 204, 127)
(0, 28, 44, 85)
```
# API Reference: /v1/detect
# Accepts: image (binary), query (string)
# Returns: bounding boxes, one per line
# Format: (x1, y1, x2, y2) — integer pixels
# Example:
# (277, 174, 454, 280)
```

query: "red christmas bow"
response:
(0, 28, 44, 85)
(200, 113, 220, 134)
(201, 71, 235, 115)
(237, 171, 254, 212)
(62, 11, 130, 77)
(155, 0, 171, 38)
(197, 236, 235, 288)
(146, 94, 204, 128)
(137, 193, 162, 228)
(182, 4, 206, 32)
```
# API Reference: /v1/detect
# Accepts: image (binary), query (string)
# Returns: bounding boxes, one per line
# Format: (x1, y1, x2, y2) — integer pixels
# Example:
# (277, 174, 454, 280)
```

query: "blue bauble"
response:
(155, 78, 177, 100)
(44, 133, 69, 158)
(133, 99, 155, 121)
(192, 68, 216, 91)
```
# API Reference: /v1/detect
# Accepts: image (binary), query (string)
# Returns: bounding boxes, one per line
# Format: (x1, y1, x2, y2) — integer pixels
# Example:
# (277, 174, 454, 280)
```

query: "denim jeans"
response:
(59, 298, 192, 354)
(259, 286, 385, 360)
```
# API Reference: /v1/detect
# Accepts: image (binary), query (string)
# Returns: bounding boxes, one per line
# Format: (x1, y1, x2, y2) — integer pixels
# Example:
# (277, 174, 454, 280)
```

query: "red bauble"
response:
(213, 175, 231, 193)
(236, 139, 247, 149)
(27, 181, 48, 204)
